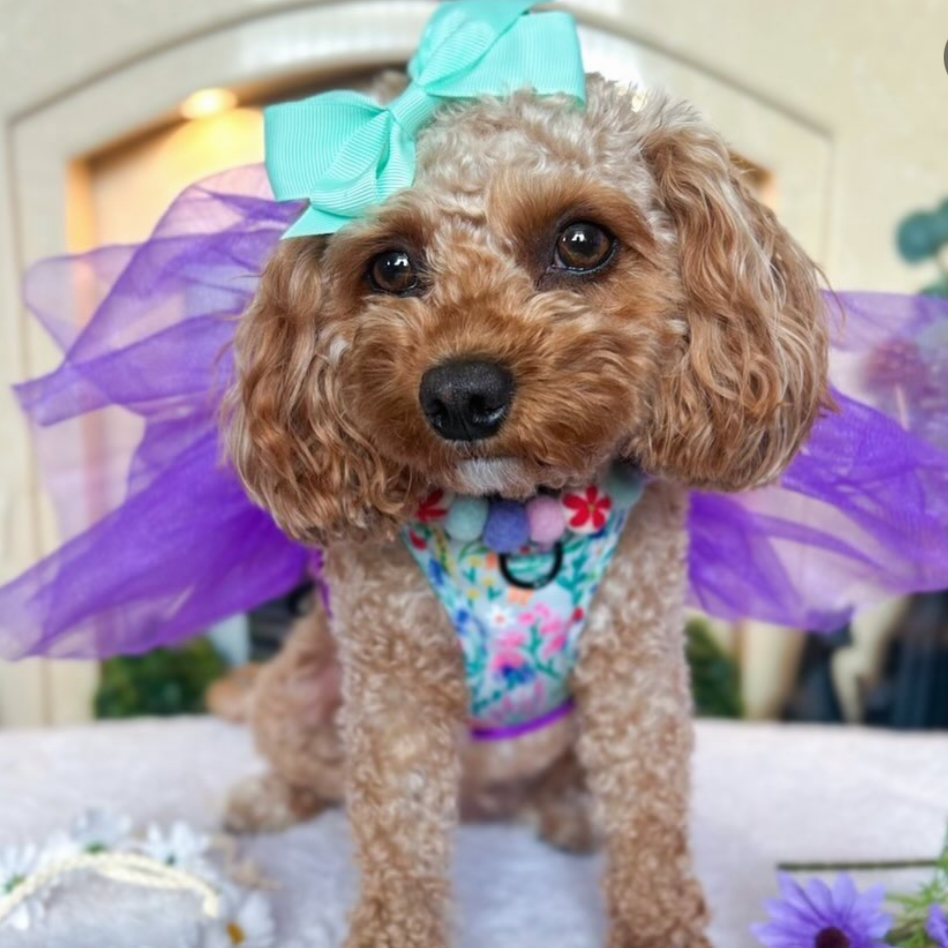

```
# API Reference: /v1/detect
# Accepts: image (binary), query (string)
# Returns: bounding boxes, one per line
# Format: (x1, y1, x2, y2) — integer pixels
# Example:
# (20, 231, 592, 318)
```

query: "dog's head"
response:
(227, 76, 829, 544)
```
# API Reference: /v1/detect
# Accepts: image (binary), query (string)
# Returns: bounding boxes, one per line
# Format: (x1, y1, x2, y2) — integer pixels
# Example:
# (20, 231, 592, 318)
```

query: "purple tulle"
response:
(1, 165, 946, 659)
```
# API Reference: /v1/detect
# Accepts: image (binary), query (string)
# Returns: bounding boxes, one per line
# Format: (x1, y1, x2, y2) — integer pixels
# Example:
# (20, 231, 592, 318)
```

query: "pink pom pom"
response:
(527, 495, 565, 545)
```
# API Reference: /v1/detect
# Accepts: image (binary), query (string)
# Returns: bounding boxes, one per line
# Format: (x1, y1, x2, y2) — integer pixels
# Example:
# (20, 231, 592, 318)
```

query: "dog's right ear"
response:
(225, 239, 409, 545)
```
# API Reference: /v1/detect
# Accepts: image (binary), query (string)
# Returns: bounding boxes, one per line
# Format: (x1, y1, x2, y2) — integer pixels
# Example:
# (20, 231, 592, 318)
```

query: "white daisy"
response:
(70, 808, 132, 852)
(140, 821, 212, 874)
(201, 890, 276, 948)
(0, 843, 43, 931)
(43, 808, 134, 865)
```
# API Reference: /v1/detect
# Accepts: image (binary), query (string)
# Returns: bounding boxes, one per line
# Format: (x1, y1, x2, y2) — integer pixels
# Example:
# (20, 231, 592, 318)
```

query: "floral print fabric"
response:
(402, 478, 640, 736)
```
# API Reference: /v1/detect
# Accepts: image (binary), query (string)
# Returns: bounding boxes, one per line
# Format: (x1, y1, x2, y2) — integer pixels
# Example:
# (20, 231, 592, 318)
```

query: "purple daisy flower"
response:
(928, 903, 948, 947)
(752, 873, 892, 948)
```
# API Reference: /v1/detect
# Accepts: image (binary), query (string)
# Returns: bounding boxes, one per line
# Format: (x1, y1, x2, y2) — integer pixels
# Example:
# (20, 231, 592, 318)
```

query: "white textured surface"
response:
(0, 718, 946, 947)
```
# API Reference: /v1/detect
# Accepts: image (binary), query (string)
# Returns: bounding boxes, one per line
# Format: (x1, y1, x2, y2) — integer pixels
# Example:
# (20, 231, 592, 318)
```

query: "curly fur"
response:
(223, 74, 829, 948)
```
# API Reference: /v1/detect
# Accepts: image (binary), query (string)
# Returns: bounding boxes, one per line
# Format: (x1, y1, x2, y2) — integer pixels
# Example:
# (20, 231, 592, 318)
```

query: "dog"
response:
(223, 72, 829, 948)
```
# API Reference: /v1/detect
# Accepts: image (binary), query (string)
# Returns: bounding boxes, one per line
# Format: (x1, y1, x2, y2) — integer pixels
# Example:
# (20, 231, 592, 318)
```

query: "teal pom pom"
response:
(604, 464, 644, 510)
(445, 496, 489, 541)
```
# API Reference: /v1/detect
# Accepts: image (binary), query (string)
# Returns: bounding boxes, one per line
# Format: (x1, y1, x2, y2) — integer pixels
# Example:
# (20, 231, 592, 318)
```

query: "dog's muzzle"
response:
(419, 359, 514, 442)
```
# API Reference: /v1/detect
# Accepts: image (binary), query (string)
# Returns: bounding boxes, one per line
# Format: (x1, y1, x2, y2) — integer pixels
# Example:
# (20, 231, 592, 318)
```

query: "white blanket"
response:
(1, 718, 945, 947)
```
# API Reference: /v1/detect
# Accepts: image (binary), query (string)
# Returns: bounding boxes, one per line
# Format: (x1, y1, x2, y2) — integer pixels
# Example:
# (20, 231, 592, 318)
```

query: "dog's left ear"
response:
(634, 95, 830, 490)
(224, 239, 412, 545)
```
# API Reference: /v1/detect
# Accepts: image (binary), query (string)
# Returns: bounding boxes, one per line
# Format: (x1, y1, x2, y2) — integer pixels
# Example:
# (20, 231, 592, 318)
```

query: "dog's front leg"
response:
(574, 483, 711, 948)
(327, 541, 467, 948)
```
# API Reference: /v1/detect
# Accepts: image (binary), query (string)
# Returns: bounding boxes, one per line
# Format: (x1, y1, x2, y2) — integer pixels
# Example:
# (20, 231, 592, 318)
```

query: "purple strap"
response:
(469, 700, 575, 741)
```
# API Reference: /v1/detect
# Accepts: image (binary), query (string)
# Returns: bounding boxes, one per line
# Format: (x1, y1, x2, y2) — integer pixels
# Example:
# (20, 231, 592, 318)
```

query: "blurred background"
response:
(0, 0, 946, 730)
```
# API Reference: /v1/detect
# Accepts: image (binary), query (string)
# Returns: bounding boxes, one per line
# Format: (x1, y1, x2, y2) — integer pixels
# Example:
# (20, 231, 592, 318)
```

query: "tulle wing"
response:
(1, 163, 946, 658)
(0, 167, 308, 658)
(688, 292, 948, 630)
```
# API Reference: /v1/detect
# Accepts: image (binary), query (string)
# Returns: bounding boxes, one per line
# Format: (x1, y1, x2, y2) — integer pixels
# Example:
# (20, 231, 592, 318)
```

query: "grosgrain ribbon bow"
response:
(265, 0, 586, 238)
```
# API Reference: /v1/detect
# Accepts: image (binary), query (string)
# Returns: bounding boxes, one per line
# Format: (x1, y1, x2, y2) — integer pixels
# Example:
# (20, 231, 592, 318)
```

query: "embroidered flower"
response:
(561, 486, 611, 535)
(0, 844, 42, 931)
(70, 809, 132, 853)
(407, 529, 427, 551)
(416, 490, 452, 523)
(752, 874, 891, 948)
(201, 889, 276, 948)
(140, 821, 212, 874)
(40, 808, 133, 867)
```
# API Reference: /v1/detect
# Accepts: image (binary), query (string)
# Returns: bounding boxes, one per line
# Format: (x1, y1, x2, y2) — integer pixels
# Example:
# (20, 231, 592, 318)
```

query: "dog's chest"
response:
(401, 465, 644, 740)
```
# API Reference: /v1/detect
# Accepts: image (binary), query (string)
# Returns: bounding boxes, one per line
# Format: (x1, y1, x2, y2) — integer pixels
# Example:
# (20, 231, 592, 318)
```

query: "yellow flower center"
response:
(227, 922, 246, 945)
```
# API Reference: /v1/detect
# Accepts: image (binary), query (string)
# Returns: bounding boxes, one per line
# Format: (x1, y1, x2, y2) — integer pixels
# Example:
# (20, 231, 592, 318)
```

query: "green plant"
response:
(94, 638, 227, 719)
(685, 617, 744, 719)
(889, 828, 948, 948)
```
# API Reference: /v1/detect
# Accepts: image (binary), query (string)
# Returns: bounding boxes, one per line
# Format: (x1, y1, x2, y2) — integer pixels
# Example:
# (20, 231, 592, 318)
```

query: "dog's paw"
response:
(223, 772, 329, 834)
(533, 791, 600, 854)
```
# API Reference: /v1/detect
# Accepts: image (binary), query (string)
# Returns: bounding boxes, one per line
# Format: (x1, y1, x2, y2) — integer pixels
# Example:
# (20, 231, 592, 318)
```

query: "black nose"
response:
(419, 360, 514, 442)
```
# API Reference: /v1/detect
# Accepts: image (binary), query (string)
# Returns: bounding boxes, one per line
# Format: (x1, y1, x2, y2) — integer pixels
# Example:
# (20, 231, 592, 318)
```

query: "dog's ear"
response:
(634, 95, 830, 490)
(225, 239, 410, 544)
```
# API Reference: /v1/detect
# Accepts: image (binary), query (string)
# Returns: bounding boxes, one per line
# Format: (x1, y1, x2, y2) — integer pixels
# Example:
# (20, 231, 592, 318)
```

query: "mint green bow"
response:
(265, 0, 586, 238)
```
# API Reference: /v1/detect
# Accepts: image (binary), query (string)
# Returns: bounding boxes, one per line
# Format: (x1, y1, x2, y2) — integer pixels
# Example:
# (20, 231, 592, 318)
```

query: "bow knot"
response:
(265, 0, 586, 238)
(387, 82, 438, 138)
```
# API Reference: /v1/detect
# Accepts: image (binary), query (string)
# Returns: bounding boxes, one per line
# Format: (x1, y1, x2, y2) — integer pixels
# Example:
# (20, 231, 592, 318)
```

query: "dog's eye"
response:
(553, 222, 614, 272)
(368, 250, 419, 295)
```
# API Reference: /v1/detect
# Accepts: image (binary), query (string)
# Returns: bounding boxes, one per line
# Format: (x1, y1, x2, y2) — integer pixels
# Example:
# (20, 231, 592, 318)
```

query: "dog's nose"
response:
(419, 360, 514, 442)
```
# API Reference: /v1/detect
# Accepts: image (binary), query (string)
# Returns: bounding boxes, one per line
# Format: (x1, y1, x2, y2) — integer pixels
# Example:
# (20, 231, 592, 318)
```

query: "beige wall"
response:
(0, 0, 945, 724)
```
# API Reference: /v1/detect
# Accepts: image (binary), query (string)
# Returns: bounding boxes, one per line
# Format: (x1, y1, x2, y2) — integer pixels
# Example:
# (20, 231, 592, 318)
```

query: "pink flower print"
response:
(490, 629, 530, 677)
(538, 615, 566, 637)
(518, 602, 554, 628)
(499, 680, 549, 721)
(562, 485, 612, 534)
(491, 649, 525, 672)
(542, 630, 568, 658)
(495, 629, 526, 650)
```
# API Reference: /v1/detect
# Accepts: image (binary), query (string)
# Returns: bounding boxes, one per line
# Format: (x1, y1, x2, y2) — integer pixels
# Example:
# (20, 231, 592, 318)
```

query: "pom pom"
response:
(526, 495, 565, 545)
(445, 496, 489, 541)
(603, 464, 645, 510)
(483, 500, 529, 553)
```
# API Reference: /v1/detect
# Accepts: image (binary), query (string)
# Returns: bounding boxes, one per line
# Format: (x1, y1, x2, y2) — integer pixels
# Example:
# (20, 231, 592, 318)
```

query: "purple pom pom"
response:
(527, 495, 565, 544)
(483, 500, 530, 553)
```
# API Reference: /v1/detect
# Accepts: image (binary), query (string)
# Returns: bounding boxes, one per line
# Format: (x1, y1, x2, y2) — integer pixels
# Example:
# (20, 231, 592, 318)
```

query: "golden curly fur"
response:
(223, 74, 829, 948)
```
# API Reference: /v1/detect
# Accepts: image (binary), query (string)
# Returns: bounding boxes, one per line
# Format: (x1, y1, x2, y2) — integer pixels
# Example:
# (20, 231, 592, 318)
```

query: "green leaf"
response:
(95, 637, 227, 719)
(685, 619, 743, 719)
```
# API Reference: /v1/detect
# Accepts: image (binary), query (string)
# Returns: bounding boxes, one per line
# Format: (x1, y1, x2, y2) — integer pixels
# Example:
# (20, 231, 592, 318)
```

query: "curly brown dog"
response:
(223, 74, 829, 948)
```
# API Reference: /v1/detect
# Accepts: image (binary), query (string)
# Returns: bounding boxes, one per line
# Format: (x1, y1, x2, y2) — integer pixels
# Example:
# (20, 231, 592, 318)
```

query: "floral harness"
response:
(401, 465, 644, 740)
